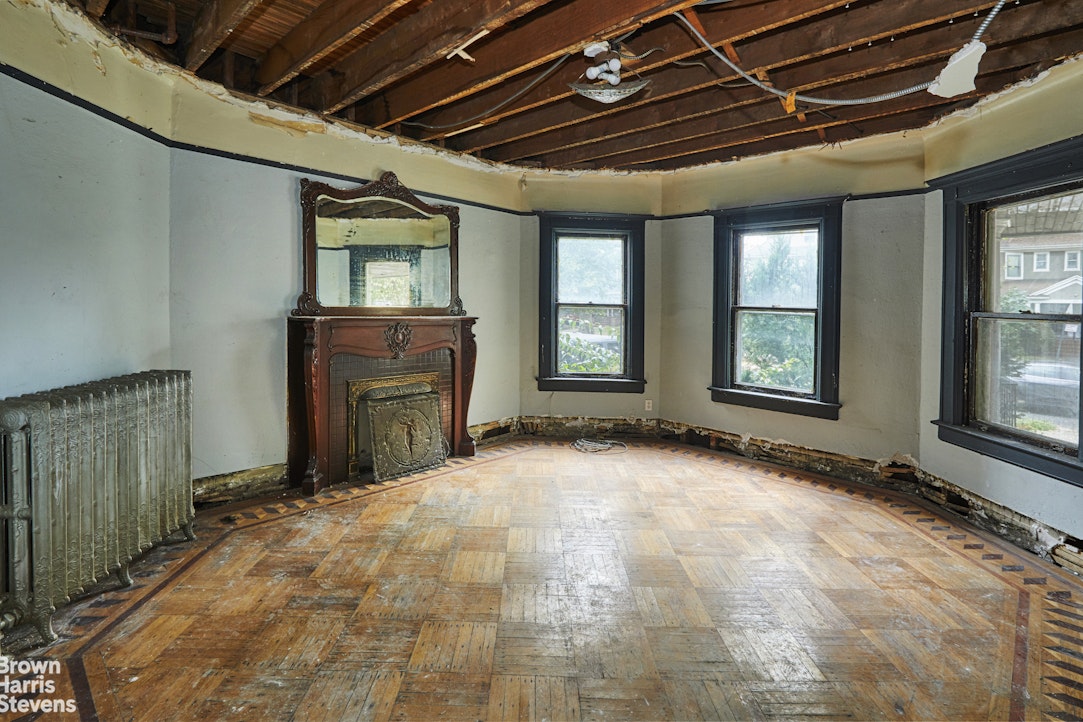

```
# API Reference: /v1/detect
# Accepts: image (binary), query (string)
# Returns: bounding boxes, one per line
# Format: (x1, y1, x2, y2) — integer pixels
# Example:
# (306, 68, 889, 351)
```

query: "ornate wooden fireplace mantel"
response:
(287, 315, 477, 495)
(286, 172, 477, 495)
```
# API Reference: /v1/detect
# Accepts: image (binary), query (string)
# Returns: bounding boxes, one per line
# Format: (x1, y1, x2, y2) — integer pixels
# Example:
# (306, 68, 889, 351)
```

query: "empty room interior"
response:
(2, 0, 1083, 718)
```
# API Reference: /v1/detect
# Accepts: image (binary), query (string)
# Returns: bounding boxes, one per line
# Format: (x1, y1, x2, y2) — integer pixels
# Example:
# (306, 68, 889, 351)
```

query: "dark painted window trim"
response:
(537, 213, 646, 393)
(711, 198, 845, 419)
(930, 133, 1083, 489)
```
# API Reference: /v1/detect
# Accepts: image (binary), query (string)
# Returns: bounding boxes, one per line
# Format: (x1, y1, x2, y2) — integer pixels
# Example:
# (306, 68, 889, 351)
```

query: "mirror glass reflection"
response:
(315, 195, 452, 309)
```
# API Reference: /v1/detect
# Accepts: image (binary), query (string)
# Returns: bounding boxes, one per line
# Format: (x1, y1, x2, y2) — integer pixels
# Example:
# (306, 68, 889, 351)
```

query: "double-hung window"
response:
(711, 199, 843, 419)
(537, 214, 645, 393)
(934, 136, 1083, 486)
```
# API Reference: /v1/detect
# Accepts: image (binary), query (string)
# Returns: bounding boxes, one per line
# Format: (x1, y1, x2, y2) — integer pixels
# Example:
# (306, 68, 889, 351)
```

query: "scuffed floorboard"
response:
(7, 439, 1083, 720)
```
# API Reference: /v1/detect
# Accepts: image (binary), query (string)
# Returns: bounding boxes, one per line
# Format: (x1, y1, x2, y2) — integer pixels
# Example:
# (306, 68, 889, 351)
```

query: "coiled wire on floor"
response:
(571, 438, 629, 453)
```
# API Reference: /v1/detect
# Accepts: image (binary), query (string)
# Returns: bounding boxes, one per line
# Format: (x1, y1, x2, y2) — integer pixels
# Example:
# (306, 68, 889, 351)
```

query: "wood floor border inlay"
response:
(7, 438, 1083, 721)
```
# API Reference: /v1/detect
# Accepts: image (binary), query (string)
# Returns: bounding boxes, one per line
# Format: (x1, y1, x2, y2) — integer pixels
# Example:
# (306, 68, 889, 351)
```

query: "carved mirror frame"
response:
(293, 171, 464, 317)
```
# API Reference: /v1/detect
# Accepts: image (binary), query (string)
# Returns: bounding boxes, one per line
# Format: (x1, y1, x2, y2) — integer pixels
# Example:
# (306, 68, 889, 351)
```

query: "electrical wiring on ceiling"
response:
(674, 0, 1009, 107)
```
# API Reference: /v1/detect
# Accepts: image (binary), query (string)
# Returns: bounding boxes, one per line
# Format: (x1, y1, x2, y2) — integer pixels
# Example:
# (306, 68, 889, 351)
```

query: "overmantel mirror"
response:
(294, 171, 464, 316)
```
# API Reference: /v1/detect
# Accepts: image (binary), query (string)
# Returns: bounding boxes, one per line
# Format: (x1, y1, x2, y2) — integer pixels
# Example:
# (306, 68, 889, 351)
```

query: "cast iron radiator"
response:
(0, 370, 195, 647)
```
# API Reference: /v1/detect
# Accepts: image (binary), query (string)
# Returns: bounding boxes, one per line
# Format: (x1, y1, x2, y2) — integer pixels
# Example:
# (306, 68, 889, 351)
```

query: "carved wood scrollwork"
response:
(384, 322, 413, 359)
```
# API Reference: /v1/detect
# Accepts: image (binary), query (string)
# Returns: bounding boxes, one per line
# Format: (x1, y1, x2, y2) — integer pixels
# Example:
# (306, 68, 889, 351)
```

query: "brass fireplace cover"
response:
(348, 372, 441, 478)
(365, 390, 446, 482)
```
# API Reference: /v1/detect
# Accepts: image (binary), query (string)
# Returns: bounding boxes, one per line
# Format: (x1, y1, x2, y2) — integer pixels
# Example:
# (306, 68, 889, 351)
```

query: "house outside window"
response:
(711, 199, 843, 419)
(537, 214, 645, 393)
(934, 136, 1083, 487)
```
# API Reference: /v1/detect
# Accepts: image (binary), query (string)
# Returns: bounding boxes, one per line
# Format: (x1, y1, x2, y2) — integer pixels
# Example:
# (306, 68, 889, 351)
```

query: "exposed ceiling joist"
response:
(85, 0, 1080, 171)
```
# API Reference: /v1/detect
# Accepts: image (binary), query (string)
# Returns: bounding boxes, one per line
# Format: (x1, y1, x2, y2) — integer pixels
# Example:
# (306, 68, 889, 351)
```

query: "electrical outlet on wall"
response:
(645, 399, 653, 411)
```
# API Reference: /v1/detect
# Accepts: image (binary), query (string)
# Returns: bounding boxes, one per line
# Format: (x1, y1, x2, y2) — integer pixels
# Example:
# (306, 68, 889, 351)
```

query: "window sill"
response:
(537, 376, 646, 393)
(709, 387, 840, 420)
(934, 421, 1083, 488)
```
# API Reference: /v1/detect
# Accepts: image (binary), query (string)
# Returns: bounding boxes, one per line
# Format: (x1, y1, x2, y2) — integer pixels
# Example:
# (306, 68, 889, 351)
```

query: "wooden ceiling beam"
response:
(255, 0, 413, 96)
(405, 0, 853, 140)
(545, 64, 1021, 168)
(470, 0, 1006, 161)
(452, 0, 1003, 157)
(185, 0, 267, 71)
(641, 107, 946, 170)
(339, 0, 718, 126)
(321, 0, 555, 114)
(632, 109, 940, 169)
(85, 0, 110, 19)
(585, 64, 1025, 169)
(550, 25, 1080, 168)
(483, 1, 1077, 164)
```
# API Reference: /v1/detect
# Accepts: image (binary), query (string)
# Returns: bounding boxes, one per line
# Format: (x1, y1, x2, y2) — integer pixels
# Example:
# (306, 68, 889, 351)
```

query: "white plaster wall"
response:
(0, 73, 171, 397)
(658, 196, 925, 462)
(661, 133, 928, 216)
(168, 151, 299, 478)
(657, 216, 714, 419)
(452, 204, 522, 426)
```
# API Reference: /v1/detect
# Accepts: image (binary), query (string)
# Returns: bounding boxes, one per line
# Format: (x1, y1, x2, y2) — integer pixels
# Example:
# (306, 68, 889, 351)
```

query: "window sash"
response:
(711, 199, 842, 419)
(933, 135, 1083, 487)
(726, 222, 823, 401)
(732, 308, 818, 395)
(555, 304, 627, 376)
(537, 214, 646, 393)
(971, 315, 1080, 452)
(553, 230, 630, 377)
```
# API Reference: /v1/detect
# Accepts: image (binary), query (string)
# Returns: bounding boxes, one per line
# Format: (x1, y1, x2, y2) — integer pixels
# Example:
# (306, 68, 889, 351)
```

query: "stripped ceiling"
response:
(84, 0, 1082, 171)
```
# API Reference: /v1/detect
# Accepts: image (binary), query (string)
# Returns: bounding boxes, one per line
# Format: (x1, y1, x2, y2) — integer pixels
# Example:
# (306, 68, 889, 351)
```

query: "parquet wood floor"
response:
(7, 439, 1083, 721)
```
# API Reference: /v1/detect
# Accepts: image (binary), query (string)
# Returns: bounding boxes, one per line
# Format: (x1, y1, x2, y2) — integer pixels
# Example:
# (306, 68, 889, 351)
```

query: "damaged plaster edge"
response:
(929, 54, 1080, 126)
(14, 0, 662, 182)
(192, 463, 288, 507)
(10, 0, 693, 184)
(485, 415, 1082, 575)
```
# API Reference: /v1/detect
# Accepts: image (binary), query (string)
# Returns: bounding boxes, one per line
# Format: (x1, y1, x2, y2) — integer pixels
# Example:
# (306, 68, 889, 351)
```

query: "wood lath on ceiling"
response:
(87, 0, 1083, 171)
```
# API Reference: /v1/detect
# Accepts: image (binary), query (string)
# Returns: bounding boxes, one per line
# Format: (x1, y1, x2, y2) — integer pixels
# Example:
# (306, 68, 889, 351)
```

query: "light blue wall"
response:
(0, 73, 171, 397)
(167, 152, 299, 478)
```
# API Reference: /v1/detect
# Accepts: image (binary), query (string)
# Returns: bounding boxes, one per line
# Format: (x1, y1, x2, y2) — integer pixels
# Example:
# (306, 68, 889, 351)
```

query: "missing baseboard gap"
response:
(193, 463, 289, 508)
(1052, 540, 1083, 577)
(472, 415, 1079, 576)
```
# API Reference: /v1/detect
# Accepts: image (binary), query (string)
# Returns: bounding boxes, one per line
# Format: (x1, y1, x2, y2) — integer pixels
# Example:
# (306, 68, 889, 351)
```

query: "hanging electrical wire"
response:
(401, 53, 573, 131)
(672, 58, 753, 87)
(674, 0, 1007, 107)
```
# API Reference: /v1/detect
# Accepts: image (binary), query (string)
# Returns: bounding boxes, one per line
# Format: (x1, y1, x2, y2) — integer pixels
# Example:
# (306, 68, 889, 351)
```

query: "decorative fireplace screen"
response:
(360, 381, 446, 481)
